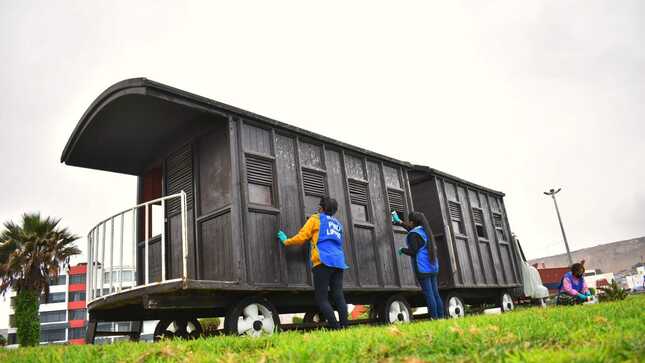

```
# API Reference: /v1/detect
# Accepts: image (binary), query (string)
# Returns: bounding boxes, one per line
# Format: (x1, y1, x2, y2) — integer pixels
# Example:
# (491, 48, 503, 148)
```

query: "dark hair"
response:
(571, 261, 585, 276)
(319, 197, 338, 216)
(408, 211, 437, 261)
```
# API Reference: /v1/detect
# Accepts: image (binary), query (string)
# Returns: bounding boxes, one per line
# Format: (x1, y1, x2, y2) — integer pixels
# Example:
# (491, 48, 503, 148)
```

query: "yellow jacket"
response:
(284, 214, 322, 267)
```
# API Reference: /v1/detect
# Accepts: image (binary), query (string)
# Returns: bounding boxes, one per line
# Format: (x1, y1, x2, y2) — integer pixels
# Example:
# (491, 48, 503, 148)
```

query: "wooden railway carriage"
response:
(61, 78, 523, 342)
(408, 166, 523, 315)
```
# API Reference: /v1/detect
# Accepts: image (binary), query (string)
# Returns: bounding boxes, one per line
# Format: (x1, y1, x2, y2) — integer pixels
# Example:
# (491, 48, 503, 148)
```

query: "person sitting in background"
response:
(557, 261, 592, 305)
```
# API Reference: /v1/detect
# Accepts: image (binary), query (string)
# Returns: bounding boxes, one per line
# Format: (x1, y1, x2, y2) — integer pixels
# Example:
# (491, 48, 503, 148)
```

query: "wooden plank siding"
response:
(409, 171, 523, 289)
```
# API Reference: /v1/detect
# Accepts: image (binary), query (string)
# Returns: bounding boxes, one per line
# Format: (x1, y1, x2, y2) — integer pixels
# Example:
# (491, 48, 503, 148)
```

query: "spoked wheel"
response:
(500, 292, 515, 312)
(224, 296, 280, 337)
(380, 294, 412, 324)
(153, 319, 203, 341)
(303, 311, 323, 324)
(445, 295, 465, 319)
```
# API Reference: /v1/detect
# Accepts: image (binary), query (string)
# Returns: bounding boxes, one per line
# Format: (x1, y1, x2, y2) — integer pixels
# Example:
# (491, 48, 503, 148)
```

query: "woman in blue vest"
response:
(393, 211, 444, 319)
(278, 197, 349, 329)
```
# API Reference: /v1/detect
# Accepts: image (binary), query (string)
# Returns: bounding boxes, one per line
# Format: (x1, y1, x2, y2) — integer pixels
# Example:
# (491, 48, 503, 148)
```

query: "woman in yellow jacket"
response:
(277, 197, 348, 329)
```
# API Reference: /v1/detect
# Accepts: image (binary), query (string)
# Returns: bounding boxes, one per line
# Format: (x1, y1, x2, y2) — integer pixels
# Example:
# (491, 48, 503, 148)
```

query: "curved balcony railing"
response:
(86, 191, 188, 305)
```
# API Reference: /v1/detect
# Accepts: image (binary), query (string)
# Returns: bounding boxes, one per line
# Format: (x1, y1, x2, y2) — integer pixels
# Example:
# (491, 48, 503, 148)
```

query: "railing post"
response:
(132, 207, 137, 285)
(93, 228, 99, 300)
(120, 213, 124, 292)
(109, 217, 114, 294)
(161, 199, 166, 282)
(87, 230, 92, 302)
(181, 191, 188, 280)
(100, 223, 106, 297)
(145, 203, 149, 285)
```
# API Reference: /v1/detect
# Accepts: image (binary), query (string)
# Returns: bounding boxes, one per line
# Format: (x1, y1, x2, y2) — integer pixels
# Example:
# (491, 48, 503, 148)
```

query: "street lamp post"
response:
(544, 188, 573, 266)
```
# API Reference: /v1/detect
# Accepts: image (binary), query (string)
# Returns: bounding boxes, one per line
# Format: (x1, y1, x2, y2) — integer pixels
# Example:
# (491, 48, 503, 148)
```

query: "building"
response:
(6, 263, 144, 346)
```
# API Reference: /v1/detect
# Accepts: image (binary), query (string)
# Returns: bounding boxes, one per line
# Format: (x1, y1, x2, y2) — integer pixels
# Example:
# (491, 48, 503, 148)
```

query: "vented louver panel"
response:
(387, 189, 406, 215)
(493, 213, 504, 228)
(472, 208, 484, 225)
(246, 156, 274, 186)
(348, 180, 368, 205)
(448, 201, 462, 221)
(166, 146, 194, 216)
(302, 169, 327, 197)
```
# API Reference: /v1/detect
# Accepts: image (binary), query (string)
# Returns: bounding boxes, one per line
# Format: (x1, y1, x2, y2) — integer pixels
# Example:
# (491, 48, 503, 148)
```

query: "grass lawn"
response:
(2, 295, 644, 363)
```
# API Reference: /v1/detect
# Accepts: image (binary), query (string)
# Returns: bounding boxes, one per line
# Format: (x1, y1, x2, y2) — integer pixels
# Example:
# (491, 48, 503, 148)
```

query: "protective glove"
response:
(277, 230, 288, 245)
(584, 291, 592, 296)
(576, 293, 587, 301)
(391, 211, 402, 224)
(397, 247, 406, 256)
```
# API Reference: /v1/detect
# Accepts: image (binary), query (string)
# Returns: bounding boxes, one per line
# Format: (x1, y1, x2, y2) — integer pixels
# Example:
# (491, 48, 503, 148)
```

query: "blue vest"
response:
(407, 226, 439, 274)
(559, 271, 585, 293)
(317, 213, 348, 269)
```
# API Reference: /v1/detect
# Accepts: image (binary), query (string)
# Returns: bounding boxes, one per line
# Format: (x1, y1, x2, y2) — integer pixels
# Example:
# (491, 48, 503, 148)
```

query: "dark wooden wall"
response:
(410, 174, 522, 289)
(221, 119, 418, 289)
(138, 110, 520, 293)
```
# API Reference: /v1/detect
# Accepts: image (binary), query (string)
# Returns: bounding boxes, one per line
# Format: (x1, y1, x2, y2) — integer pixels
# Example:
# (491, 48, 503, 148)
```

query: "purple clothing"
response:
(560, 272, 589, 296)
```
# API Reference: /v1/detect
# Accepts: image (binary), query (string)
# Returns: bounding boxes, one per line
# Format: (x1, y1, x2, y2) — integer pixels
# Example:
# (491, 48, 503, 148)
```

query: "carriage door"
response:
(164, 145, 195, 280)
(138, 166, 162, 284)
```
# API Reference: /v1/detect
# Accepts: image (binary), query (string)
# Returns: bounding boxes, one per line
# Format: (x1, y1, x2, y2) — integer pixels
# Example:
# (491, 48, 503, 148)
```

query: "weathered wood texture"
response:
(409, 172, 522, 289)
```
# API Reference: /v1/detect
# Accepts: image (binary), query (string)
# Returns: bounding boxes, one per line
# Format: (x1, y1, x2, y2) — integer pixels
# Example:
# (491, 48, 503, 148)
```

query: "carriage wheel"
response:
(500, 292, 515, 312)
(153, 318, 203, 341)
(445, 295, 465, 319)
(224, 296, 280, 337)
(380, 294, 412, 324)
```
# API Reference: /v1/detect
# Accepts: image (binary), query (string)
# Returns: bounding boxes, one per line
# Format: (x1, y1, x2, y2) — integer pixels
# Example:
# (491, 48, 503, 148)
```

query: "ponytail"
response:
(409, 211, 437, 262)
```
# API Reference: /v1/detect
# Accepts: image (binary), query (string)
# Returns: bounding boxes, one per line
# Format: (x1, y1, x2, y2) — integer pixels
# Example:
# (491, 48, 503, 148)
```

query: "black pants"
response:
(313, 264, 348, 329)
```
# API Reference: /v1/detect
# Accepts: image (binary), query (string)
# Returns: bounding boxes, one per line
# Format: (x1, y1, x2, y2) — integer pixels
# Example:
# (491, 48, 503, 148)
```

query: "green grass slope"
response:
(3, 295, 644, 363)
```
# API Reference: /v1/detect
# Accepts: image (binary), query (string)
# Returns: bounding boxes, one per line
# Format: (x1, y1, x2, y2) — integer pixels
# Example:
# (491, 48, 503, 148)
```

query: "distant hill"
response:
(528, 236, 645, 274)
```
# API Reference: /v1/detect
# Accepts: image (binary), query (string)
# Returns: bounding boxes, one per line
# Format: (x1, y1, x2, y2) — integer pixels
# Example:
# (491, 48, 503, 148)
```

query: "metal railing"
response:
(86, 191, 188, 305)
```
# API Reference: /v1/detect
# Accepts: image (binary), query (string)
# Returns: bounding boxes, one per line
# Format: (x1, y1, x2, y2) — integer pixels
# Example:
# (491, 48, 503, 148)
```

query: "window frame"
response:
(245, 153, 276, 207)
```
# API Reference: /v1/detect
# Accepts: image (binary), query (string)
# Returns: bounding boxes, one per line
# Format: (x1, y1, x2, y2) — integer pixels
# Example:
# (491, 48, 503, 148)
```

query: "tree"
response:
(0, 213, 80, 347)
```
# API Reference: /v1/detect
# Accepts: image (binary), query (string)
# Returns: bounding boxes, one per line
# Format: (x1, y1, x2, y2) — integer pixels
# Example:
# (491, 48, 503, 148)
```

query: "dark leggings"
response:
(418, 273, 445, 319)
(313, 264, 348, 329)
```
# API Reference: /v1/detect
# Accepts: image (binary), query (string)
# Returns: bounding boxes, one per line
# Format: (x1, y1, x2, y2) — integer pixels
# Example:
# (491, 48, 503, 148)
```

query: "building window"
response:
(246, 155, 274, 206)
(69, 309, 87, 321)
(448, 201, 465, 235)
(68, 327, 86, 340)
(40, 328, 66, 343)
(41, 292, 66, 304)
(122, 271, 134, 282)
(69, 291, 86, 302)
(472, 208, 487, 238)
(9, 314, 15, 328)
(40, 310, 66, 323)
(493, 213, 507, 241)
(69, 274, 86, 284)
(8, 333, 17, 345)
(49, 275, 67, 286)
(302, 169, 327, 216)
(348, 179, 369, 222)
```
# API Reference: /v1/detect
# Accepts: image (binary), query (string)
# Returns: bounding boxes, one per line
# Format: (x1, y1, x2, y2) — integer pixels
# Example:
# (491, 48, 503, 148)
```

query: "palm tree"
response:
(0, 213, 80, 347)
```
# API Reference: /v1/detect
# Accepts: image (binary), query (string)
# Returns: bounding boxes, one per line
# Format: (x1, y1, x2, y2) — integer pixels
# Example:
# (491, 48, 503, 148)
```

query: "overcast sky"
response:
(1, 1, 644, 326)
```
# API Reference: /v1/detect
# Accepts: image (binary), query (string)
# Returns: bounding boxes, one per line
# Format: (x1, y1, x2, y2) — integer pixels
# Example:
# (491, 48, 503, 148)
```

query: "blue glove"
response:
(277, 230, 288, 245)
(397, 247, 405, 256)
(391, 211, 402, 224)
(584, 291, 592, 296)
(576, 293, 587, 301)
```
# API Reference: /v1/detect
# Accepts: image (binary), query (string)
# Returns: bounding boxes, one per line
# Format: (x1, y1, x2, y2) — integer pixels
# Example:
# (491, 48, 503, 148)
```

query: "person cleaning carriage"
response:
(277, 196, 349, 329)
(556, 261, 592, 305)
(392, 210, 445, 319)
